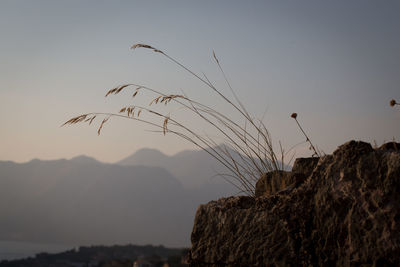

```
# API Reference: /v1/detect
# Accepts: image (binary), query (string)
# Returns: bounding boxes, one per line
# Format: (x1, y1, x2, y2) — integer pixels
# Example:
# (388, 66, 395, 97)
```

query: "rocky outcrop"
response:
(255, 157, 319, 197)
(190, 141, 400, 266)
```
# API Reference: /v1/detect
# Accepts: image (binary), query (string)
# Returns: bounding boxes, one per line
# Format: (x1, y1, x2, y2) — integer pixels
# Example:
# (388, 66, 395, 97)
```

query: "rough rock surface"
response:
(190, 141, 400, 266)
(255, 157, 319, 197)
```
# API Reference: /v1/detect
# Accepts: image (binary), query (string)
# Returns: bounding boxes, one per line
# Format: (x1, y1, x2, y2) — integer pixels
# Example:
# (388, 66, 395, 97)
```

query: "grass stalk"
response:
(64, 44, 288, 196)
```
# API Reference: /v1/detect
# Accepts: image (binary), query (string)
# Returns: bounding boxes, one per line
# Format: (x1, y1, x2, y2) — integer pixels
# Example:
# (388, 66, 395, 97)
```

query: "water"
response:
(0, 240, 74, 261)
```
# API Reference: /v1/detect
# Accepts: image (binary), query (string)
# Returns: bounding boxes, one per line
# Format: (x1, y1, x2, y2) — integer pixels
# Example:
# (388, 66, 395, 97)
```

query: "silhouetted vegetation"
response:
(390, 98, 399, 108)
(0, 244, 187, 267)
(64, 44, 291, 196)
(290, 113, 321, 157)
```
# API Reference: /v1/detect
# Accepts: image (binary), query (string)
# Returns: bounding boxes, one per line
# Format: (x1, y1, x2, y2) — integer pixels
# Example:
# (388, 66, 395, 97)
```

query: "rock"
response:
(255, 171, 290, 197)
(255, 157, 319, 198)
(190, 141, 400, 266)
(291, 157, 319, 177)
(378, 142, 400, 151)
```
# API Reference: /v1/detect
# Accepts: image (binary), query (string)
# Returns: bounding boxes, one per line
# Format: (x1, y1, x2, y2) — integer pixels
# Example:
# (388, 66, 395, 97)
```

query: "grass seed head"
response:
(131, 43, 163, 54)
(131, 44, 155, 50)
(97, 117, 109, 136)
(64, 43, 293, 196)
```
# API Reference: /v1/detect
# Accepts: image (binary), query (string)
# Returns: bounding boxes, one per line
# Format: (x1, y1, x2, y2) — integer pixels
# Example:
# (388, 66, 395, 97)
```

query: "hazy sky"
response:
(1, 0, 399, 163)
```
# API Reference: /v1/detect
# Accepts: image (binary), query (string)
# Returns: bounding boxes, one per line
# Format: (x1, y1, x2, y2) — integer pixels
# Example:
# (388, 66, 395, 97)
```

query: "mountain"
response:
(0, 158, 224, 247)
(70, 155, 101, 165)
(117, 146, 289, 195)
(118, 147, 246, 193)
(0, 146, 283, 248)
(118, 149, 169, 167)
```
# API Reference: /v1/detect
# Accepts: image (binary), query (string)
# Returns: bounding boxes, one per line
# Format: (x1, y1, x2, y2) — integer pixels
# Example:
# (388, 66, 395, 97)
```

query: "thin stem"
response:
(294, 118, 320, 157)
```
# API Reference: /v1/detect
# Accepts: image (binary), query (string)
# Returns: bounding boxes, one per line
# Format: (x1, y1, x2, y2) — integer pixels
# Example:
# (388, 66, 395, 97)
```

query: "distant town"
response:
(0, 244, 189, 267)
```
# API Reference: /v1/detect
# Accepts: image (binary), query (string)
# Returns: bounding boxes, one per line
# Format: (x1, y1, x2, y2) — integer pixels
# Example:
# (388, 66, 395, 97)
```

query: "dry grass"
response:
(290, 113, 321, 157)
(64, 44, 294, 196)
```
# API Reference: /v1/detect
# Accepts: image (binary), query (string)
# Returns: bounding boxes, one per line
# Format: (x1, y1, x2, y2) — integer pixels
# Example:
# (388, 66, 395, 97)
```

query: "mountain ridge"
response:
(0, 154, 234, 247)
(117, 146, 289, 190)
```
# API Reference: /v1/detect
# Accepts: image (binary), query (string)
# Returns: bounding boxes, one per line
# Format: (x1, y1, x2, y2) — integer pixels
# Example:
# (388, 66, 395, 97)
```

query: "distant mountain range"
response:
(0, 148, 240, 248)
(117, 147, 237, 189)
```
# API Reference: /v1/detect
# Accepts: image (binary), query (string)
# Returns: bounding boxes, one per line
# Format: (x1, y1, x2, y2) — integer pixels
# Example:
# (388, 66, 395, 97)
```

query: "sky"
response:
(0, 0, 399, 163)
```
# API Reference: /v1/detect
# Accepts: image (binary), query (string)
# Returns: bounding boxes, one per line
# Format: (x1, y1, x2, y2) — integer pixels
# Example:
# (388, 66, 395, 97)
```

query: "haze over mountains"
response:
(117, 148, 236, 189)
(0, 148, 238, 248)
